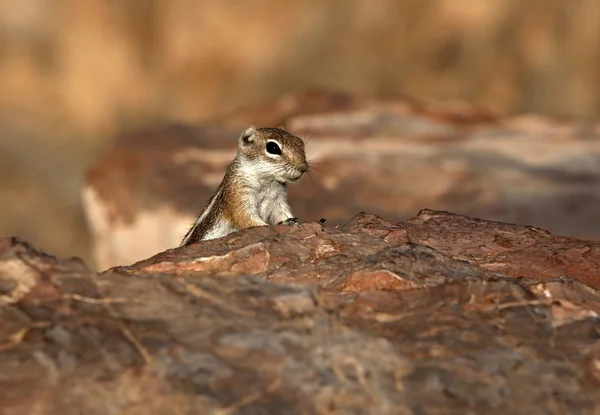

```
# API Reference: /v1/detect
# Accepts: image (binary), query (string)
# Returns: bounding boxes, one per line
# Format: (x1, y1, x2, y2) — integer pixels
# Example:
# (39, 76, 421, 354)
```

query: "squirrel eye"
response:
(266, 141, 282, 155)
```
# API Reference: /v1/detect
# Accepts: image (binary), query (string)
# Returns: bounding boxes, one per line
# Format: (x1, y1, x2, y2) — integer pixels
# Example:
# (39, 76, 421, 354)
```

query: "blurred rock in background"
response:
(83, 92, 600, 270)
(1, 0, 599, 268)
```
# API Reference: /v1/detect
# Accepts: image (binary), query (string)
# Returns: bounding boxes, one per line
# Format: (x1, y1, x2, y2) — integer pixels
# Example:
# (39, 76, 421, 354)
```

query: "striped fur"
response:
(180, 127, 308, 246)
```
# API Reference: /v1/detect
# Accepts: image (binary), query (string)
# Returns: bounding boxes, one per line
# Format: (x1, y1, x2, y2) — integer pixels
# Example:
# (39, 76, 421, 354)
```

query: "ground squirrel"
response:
(180, 126, 309, 246)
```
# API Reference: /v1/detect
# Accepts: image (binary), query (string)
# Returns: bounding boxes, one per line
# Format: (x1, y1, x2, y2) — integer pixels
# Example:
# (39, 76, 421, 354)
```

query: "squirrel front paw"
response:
(278, 217, 298, 226)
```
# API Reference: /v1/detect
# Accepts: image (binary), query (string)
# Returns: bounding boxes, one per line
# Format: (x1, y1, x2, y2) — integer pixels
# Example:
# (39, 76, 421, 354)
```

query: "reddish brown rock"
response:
(2, 211, 600, 414)
(82, 92, 600, 270)
(116, 211, 600, 291)
(402, 209, 600, 289)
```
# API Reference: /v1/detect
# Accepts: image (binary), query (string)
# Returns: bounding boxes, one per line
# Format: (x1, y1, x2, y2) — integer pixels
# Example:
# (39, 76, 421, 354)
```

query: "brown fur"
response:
(180, 126, 308, 246)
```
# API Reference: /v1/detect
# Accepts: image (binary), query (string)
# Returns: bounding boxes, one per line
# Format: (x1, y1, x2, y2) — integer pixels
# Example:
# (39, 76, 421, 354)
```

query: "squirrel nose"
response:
(299, 161, 309, 173)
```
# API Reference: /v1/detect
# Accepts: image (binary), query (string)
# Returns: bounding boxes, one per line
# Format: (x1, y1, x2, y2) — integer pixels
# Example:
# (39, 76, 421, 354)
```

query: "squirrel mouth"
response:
(286, 173, 304, 183)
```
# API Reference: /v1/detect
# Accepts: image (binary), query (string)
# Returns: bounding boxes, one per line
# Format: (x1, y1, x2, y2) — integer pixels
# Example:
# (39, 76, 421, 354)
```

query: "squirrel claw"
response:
(278, 217, 298, 226)
(318, 218, 328, 232)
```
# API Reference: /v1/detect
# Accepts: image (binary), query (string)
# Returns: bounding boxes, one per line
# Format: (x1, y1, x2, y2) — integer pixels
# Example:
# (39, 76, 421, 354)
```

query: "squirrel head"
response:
(238, 126, 309, 183)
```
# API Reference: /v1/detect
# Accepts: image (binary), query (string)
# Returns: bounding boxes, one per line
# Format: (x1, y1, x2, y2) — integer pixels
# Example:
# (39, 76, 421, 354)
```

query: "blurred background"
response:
(1, 0, 599, 265)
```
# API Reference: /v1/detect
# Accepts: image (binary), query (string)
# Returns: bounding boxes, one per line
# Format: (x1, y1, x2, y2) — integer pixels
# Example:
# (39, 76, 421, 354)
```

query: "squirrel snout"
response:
(298, 161, 309, 173)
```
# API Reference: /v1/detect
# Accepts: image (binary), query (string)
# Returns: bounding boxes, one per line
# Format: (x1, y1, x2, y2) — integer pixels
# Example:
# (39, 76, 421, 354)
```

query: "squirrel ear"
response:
(240, 126, 256, 144)
(278, 125, 286, 131)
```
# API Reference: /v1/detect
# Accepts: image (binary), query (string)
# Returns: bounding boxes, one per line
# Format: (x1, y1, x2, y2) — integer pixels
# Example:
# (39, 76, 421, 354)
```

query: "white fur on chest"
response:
(238, 157, 292, 224)
(256, 182, 289, 224)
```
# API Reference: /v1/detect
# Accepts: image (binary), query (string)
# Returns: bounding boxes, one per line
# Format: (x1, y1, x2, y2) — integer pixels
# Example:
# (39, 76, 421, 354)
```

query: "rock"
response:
(83, 91, 600, 270)
(116, 210, 600, 290)
(2, 212, 600, 414)
(82, 124, 241, 270)
(402, 210, 600, 289)
(215, 89, 367, 129)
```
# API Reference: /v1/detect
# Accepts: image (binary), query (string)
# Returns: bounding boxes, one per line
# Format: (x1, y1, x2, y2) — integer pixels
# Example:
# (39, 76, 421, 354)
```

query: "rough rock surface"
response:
(83, 91, 600, 270)
(2, 211, 600, 414)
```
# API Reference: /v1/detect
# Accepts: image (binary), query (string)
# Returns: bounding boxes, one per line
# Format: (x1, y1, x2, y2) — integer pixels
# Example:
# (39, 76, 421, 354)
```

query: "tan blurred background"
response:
(1, 0, 599, 265)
